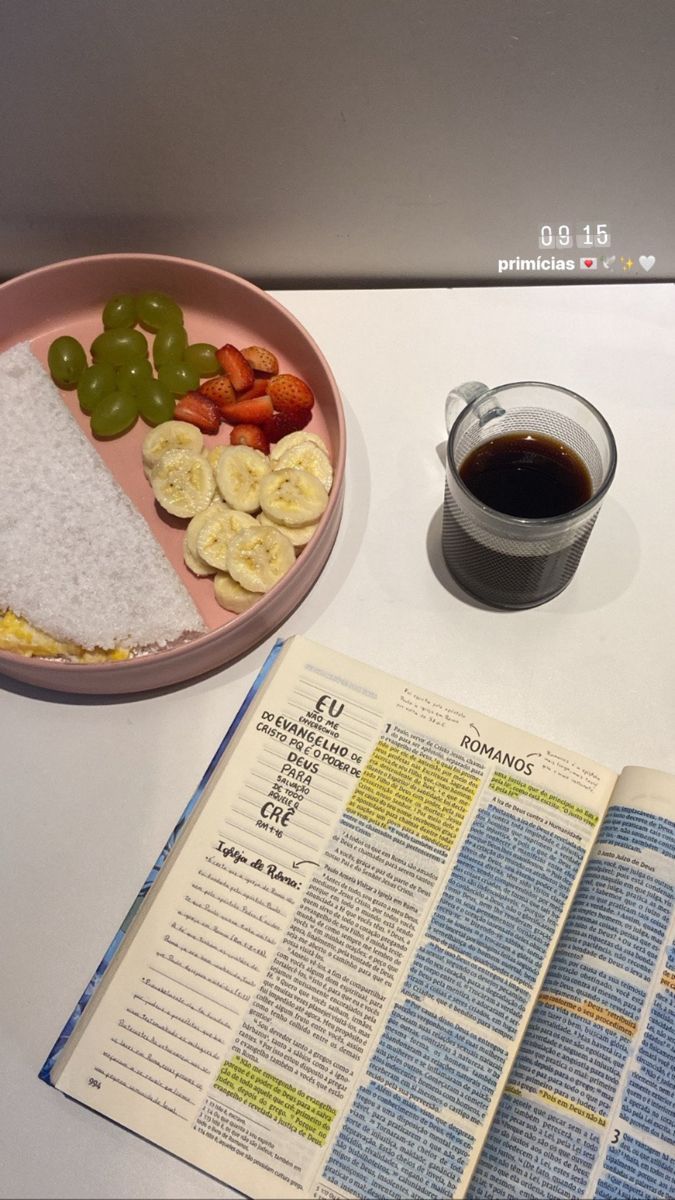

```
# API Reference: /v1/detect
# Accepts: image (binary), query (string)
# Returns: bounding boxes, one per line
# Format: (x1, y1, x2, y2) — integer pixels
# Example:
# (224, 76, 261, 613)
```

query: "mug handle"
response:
(445, 381, 505, 433)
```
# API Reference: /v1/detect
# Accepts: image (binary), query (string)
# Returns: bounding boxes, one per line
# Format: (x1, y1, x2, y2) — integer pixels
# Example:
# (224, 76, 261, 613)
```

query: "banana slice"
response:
(186, 500, 229, 553)
(227, 525, 296, 593)
(183, 537, 215, 577)
(183, 501, 229, 576)
(276, 442, 333, 493)
(270, 431, 329, 463)
(143, 420, 204, 474)
(258, 511, 318, 550)
(196, 508, 258, 571)
(216, 445, 269, 513)
(204, 444, 226, 474)
(213, 571, 260, 614)
(151, 448, 215, 518)
(259, 468, 328, 527)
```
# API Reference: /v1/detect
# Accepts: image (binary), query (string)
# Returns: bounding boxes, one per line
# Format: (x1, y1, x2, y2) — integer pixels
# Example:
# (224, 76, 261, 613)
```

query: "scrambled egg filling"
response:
(0, 611, 130, 662)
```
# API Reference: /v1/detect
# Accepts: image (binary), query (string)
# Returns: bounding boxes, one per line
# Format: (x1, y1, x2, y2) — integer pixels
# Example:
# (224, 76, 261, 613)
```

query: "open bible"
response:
(41, 636, 675, 1200)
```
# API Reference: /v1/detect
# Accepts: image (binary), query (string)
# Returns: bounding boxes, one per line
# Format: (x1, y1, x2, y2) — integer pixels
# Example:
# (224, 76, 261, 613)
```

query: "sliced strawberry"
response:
(230, 423, 270, 454)
(268, 373, 314, 414)
(216, 343, 255, 392)
(260, 407, 312, 444)
(238, 377, 270, 402)
(174, 391, 221, 435)
(219, 393, 274, 426)
(200, 375, 237, 411)
(241, 345, 279, 375)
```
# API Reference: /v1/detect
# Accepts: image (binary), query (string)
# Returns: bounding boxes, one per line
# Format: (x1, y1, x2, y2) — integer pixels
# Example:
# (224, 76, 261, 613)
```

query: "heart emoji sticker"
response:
(584, 259, 593, 268)
(639, 254, 656, 272)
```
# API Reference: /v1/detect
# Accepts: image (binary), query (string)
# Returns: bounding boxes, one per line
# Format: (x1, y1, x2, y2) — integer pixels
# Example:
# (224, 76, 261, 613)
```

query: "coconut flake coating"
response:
(0, 342, 205, 650)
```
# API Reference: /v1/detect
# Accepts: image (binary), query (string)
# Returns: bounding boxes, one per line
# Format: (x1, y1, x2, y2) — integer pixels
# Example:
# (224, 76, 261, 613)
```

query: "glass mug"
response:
(442, 381, 618, 609)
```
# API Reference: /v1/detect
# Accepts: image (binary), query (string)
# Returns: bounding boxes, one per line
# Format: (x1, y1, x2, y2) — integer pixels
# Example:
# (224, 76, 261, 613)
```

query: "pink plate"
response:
(0, 253, 345, 694)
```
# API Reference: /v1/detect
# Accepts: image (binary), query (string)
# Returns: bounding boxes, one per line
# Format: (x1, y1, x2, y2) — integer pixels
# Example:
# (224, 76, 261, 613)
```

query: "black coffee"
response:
(442, 431, 598, 608)
(459, 432, 593, 518)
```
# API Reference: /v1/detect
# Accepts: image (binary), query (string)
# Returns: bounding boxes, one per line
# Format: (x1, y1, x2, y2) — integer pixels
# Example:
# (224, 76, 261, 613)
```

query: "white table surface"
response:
(3, 283, 675, 1200)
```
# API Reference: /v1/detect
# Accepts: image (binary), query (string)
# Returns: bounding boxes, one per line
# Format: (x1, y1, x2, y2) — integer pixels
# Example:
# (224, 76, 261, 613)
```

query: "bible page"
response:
(468, 765, 675, 1200)
(45, 637, 616, 1200)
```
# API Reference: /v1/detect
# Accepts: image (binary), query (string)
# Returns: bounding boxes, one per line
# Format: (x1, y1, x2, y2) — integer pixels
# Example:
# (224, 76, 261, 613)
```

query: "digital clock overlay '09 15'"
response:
(538, 223, 611, 250)
(497, 224, 655, 276)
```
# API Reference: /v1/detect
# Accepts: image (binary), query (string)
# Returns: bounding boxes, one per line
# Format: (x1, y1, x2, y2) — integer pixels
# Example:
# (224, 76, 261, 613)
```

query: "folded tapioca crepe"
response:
(0, 342, 205, 655)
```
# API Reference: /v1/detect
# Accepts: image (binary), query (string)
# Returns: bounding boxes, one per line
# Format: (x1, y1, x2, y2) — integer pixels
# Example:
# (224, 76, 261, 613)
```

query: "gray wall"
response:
(1, 0, 674, 285)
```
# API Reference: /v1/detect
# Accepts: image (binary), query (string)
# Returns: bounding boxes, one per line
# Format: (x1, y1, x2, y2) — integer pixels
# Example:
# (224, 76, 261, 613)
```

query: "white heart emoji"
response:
(639, 255, 655, 271)
(603, 256, 616, 269)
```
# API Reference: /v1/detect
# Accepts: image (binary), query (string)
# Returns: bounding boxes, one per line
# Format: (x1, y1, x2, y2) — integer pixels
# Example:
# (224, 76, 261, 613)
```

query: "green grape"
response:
(136, 378, 175, 425)
(116, 358, 153, 393)
(183, 342, 221, 377)
(136, 291, 183, 331)
(153, 322, 187, 367)
(102, 293, 136, 329)
(48, 335, 87, 389)
(157, 360, 200, 395)
(77, 362, 117, 414)
(91, 328, 148, 366)
(90, 390, 138, 438)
